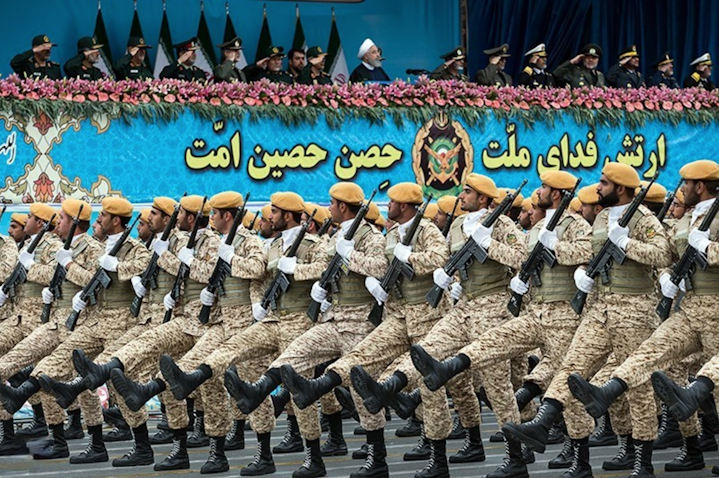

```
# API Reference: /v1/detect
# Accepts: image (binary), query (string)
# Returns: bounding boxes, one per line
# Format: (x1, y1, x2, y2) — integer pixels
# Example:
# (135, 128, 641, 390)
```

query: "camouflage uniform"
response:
(544, 205, 670, 442)
(0, 234, 19, 319)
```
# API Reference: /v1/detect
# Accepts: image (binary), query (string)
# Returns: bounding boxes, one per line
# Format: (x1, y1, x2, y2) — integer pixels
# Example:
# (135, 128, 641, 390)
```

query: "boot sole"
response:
(665, 461, 706, 472)
(409, 347, 443, 392)
(449, 453, 486, 463)
(350, 368, 384, 415)
(651, 373, 696, 422)
(69, 453, 109, 464)
(112, 457, 155, 467)
(567, 374, 607, 419)
(159, 355, 192, 401)
(501, 423, 546, 454)
(240, 464, 277, 476)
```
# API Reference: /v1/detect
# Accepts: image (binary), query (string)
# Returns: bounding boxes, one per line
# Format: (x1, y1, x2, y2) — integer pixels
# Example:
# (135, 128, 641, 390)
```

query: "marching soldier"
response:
(607, 45, 645, 88)
(160, 38, 207, 82)
(683, 53, 714, 90)
(114, 36, 153, 81)
(648, 52, 678, 88)
(64, 36, 105, 81)
(136, 208, 153, 244)
(213, 37, 246, 83)
(517, 44, 556, 89)
(554, 43, 606, 88)
(10, 34, 62, 80)
(8, 213, 29, 249)
(297, 47, 333, 85)
(474, 44, 512, 86)
(430, 47, 467, 81)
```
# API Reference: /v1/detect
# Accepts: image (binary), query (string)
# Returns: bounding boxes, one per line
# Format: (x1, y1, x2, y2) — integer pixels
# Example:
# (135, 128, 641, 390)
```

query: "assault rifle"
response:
(66, 214, 140, 331)
(367, 195, 432, 326)
(441, 197, 461, 237)
(163, 196, 207, 323)
(198, 194, 250, 324)
(657, 178, 684, 223)
(570, 172, 659, 315)
(426, 179, 528, 308)
(507, 178, 581, 317)
(656, 196, 719, 320)
(248, 213, 259, 232)
(307, 189, 378, 322)
(317, 218, 332, 237)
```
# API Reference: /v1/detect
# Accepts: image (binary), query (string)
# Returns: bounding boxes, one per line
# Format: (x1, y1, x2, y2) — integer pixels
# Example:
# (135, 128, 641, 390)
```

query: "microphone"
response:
(406, 69, 430, 75)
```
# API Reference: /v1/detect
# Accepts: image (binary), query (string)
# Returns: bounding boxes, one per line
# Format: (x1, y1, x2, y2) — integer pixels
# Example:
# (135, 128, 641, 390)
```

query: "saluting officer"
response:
(213, 37, 246, 83)
(64, 36, 105, 81)
(607, 45, 645, 88)
(518, 43, 556, 89)
(430, 47, 468, 81)
(684, 53, 714, 90)
(160, 38, 207, 82)
(474, 44, 512, 86)
(11, 34, 62, 80)
(115, 36, 153, 81)
(297, 47, 333, 85)
(554, 43, 606, 88)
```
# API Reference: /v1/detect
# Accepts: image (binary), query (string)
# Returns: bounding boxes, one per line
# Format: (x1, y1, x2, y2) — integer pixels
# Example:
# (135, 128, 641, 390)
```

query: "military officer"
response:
(554, 43, 606, 88)
(114, 36, 153, 81)
(683, 53, 714, 90)
(648, 52, 678, 88)
(430, 47, 467, 81)
(10, 34, 62, 80)
(213, 37, 246, 83)
(517, 44, 556, 89)
(8, 213, 29, 249)
(160, 38, 207, 82)
(243, 46, 293, 84)
(287, 48, 306, 80)
(474, 44, 512, 86)
(297, 46, 333, 85)
(607, 45, 645, 88)
(349, 38, 391, 83)
(64, 36, 105, 80)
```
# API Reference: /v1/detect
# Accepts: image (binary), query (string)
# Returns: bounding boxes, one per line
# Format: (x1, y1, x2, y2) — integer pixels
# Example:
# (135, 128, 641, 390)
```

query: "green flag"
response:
(255, 5, 273, 62)
(130, 1, 152, 70)
(292, 5, 307, 52)
(224, 2, 247, 69)
(195, 0, 217, 76)
(153, 0, 175, 78)
(93, 0, 114, 79)
(325, 9, 349, 84)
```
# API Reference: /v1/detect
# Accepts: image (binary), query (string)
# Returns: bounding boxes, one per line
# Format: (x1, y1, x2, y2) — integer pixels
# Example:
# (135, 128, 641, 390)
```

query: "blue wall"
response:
(1, 0, 461, 81)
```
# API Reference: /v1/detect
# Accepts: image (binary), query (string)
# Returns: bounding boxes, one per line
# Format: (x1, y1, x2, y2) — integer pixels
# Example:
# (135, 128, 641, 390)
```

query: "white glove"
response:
(131, 276, 146, 297)
(178, 247, 194, 267)
(608, 223, 631, 251)
(0, 289, 7, 307)
(19, 249, 35, 270)
(510, 275, 529, 295)
(320, 299, 332, 313)
(99, 254, 119, 271)
(335, 238, 355, 261)
(365, 276, 388, 305)
(278, 256, 297, 275)
(450, 283, 462, 301)
(393, 243, 412, 264)
(689, 228, 711, 254)
(56, 248, 73, 268)
(659, 273, 679, 299)
(538, 228, 558, 251)
(574, 268, 595, 293)
(252, 303, 267, 321)
(163, 292, 176, 311)
(219, 243, 236, 263)
(152, 239, 169, 257)
(200, 287, 215, 306)
(433, 268, 452, 290)
(311, 281, 328, 302)
(471, 224, 493, 249)
(41, 287, 54, 305)
(71, 291, 87, 313)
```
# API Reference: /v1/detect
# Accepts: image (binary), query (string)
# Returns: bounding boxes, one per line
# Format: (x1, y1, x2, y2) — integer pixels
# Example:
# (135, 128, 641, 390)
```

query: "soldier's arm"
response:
(487, 216, 527, 270)
(10, 50, 33, 74)
(26, 239, 62, 284)
(159, 63, 180, 79)
(657, 220, 681, 277)
(348, 229, 389, 278)
(113, 54, 132, 80)
(0, 238, 18, 282)
(407, 222, 449, 276)
(554, 215, 593, 266)
(63, 54, 84, 78)
(552, 61, 573, 82)
(157, 233, 188, 276)
(294, 238, 330, 281)
(188, 232, 220, 283)
(703, 225, 719, 267)
(230, 233, 267, 280)
(66, 242, 103, 287)
(117, 240, 152, 281)
(429, 65, 445, 80)
(624, 212, 672, 268)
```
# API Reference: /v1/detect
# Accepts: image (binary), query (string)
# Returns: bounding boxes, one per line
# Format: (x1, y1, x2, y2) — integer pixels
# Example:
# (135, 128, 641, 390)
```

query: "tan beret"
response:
(577, 184, 600, 205)
(521, 197, 533, 212)
(62, 198, 91, 221)
(388, 182, 423, 205)
(530, 188, 540, 206)
(365, 202, 380, 223)
(437, 195, 465, 216)
(329, 182, 364, 206)
(10, 213, 28, 226)
(424, 203, 439, 219)
(261, 204, 272, 219)
(304, 203, 331, 225)
(152, 197, 177, 216)
(569, 197, 582, 213)
(102, 197, 133, 218)
(495, 188, 524, 208)
(602, 163, 641, 188)
(637, 181, 667, 204)
(271, 192, 305, 213)
(139, 208, 151, 223)
(180, 195, 211, 215)
(375, 215, 386, 228)
(675, 189, 685, 204)
(242, 211, 256, 229)
(29, 203, 57, 224)
(679, 159, 719, 181)
(210, 191, 244, 210)
(465, 173, 499, 199)
(540, 170, 579, 190)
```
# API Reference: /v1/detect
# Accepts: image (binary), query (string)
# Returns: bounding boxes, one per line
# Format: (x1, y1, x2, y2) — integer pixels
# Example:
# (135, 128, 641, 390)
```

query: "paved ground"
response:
(1, 409, 718, 477)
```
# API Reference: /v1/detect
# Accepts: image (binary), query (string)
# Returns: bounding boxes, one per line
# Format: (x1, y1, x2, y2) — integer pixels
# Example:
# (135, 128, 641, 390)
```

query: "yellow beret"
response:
(521, 197, 532, 212)
(102, 197, 133, 218)
(675, 189, 685, 204)
(329, 182, 364, 206)
(242, 211, 256, 229)
(495, 188, 524, 208)
(602, 163, 641, 189)
(569, 197, 582, 213)
(180, 195, 211, 215)
(29, 203, 57, 224)
(577, 184, 600, 205)
(210, 191, 244, 209)
(637, 181, 667, 204)
(152, 197, 177, 216)
(375, 215, 386, 228)
(304, 203, 331, 225)
(387, 182, 423, 205)
(465, 173, 499, 199)
(62, 198, 92, 221)
(437, 195, 465, 216)
(10, 213, 28, 226)
(679, 159, 719, 181)
(540, 170, 579, 190)
(271, 192, 305, 213)
(366, 202, 380, 222)
(424, 203, 439, 219)
(139, 208, 152, 223)
(261, 204, 272, 219)
(531, 188, 540, 206)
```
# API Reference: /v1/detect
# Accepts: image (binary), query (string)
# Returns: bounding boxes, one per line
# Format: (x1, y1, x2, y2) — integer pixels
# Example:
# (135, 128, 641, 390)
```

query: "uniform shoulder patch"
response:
(691, 72, 701, 81)
(645, 227, 656, 239)
(523, 66, 533, 75)
(506, 233, 518, 245)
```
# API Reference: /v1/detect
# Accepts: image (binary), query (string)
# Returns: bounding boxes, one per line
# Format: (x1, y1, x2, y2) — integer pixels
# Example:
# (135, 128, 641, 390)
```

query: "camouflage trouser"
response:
(204, 314, 312, 438)
(0, 300, 43, 356)
(545, 294, 658, 441)
(590, 354, 632, 436)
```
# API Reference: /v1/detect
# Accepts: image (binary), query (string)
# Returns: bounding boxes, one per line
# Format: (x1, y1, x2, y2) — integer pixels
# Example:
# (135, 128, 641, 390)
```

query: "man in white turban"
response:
(349, 38, 391, 82)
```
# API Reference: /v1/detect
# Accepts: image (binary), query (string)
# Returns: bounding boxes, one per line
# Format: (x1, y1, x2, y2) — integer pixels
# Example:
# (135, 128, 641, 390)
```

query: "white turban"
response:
(357, 38, 376, 60)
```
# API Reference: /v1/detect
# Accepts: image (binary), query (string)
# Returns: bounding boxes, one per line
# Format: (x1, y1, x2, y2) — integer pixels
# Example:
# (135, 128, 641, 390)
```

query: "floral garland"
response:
(1, 74, 718, 129)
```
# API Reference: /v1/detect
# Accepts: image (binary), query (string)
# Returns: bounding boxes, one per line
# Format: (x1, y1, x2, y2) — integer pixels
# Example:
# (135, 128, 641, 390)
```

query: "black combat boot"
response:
(486, 437, 529, 478)
(0, 418, 29, 455)
(629, 439, 655, 478)
(226, 419, 246, 451)
(588, 413, 617, 447)
(450, 424, 485, 462)
(0, 376, 41, 414)
(273, 416, 302, 453)
(102, 405, 132, 442)
(654, 404, 682, 449)
(112, 423, 155, 467)
(281, 365, 342, 410)
(39, 375, 87, 409)
(567, 374, 627, 419)
(602, 434, 634, 470)
(700, 412, 719, 451)
(154, 429, 190, 471)
(350, 366, 407, 415)
(225, 368, 282, 415)
(547, 415, 567, 445)
(111, 370, 166, 412)
(187, 410, 210, 447)
(201, 436, 229, 474)
(70, 424, 108, 463)
(271, 386, 291, 418)
(409, 345, 470, 392)
(391, 389, 421, 420)
(414, 439, 449, 478)
(514, 382, 542, 411)
(447, 414, 466, 440)
(652, 372, 714, 422)
(334, 386, 360, 422)
(160, 354, 212, 400)
(151, 403, 173, 444)
(320, 411, 347, 456)
(396, 414, 422, 437)
(549, 436, 573, 469)
(403, 423, 430, 461)
(73, 350, 123, 390)
(502, 398, 563, 453)
(350, 429, 389, 478)
(240, 432, 276, 476)
(559, 437, 592, 478)
(293, 439, 327, 478)
(64, 408, 85, 439)
(664, 434, 705, 472)
(15, 403, 48, 439)
(33, 423, 70, 460)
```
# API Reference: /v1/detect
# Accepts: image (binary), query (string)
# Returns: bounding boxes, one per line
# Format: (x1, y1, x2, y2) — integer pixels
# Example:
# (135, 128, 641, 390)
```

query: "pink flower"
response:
(662, 101, 673, 110)
(165, 94, 176, 103)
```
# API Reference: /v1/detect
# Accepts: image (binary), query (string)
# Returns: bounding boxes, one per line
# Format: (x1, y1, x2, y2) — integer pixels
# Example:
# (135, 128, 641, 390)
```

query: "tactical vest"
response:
(96, 241, 136, 308)
(267, 234, 316, 314)
(14, 237, 49, 299)
(329, 224, 375, 306)
(591, 209, 653, 294)
(183, 234, 208, 303)
(528, 216, 576, 303)
(384, 221, 435, 305)
(218, 234, 252, 307)
(148, 234, 181, 304)
(56, 239, 89, 308)
(449, 216, 508, 299)
(675, 213, 719, 295)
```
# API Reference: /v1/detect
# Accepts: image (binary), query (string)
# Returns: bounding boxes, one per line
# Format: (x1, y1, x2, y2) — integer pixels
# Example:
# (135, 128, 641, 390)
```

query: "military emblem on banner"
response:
(411, 111, 474, 198)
